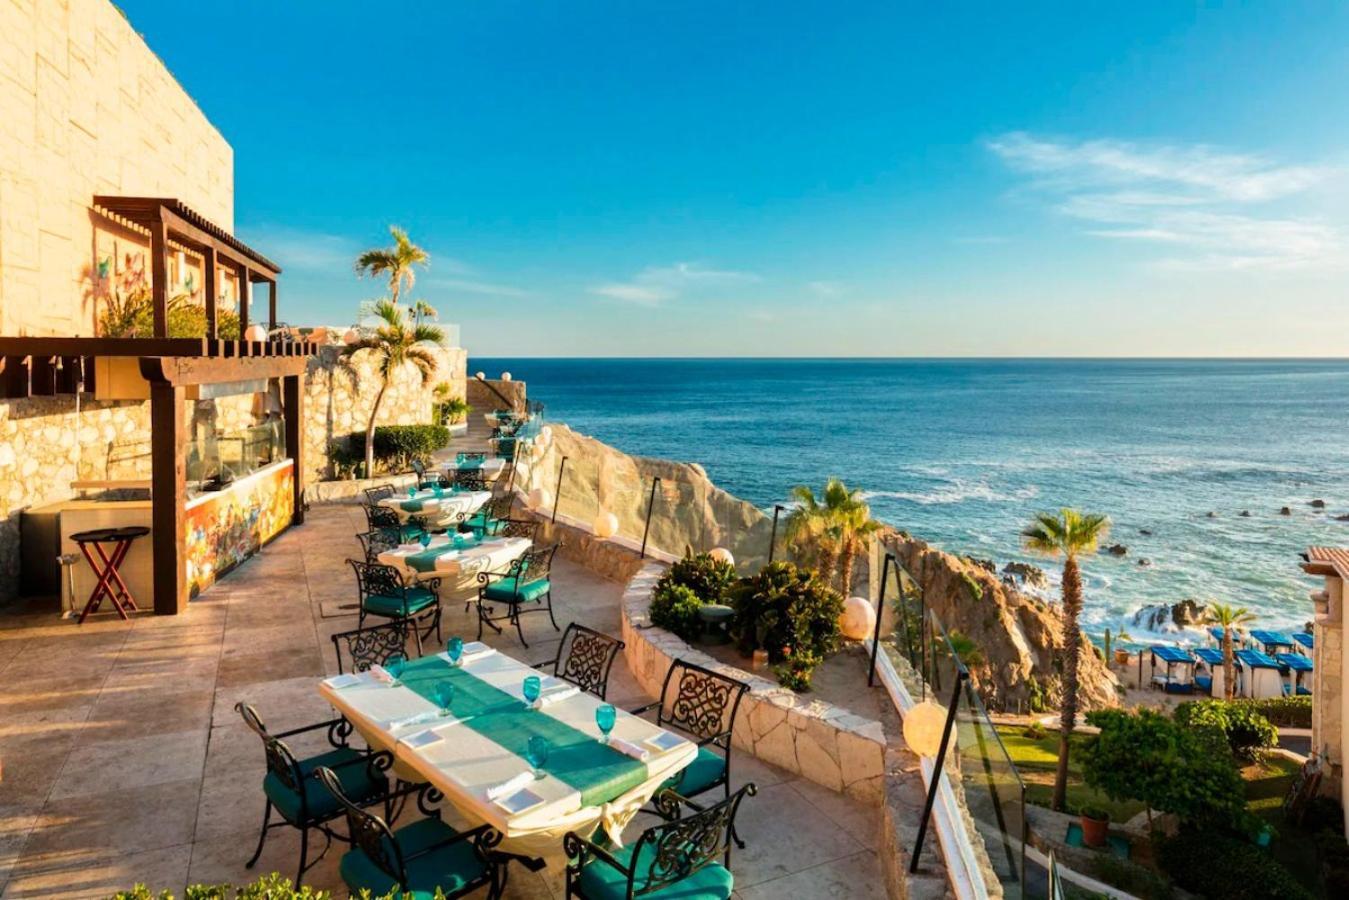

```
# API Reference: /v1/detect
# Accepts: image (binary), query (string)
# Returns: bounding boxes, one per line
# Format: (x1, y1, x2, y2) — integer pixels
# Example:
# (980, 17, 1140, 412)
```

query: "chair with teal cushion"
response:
(236, 702, 394, 888)
(349, 559, 443, 654)
(464, 494, 515, 537)
(476, 544, 560, 649)
(630, 660, 749, 849)
(365, 504, 427, 543)
(563, 785, 756, 899)
(317, 768, 503, 899)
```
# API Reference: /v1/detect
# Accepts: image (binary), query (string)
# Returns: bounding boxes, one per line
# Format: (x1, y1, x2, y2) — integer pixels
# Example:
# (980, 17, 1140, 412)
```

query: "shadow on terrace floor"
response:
(0, 505, 882, 899)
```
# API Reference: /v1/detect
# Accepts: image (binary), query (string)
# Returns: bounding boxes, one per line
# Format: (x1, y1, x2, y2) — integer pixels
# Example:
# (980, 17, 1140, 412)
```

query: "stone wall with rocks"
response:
(465, 376, 526, 415)
(1311, 573, 1344, 804)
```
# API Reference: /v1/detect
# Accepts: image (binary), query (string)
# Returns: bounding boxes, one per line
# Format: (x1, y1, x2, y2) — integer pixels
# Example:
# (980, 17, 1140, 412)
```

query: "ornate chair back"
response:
(453, 470, 488, 492)
(515, 544, 557, 585)
(483, 493, 514, 521)
(315, 767, 409, 886)
(356, 529, 399, 564)
(655, 659, 749, 748)
(457, 452, 487, 466)
(363, 484, 396, 506)
(331, 621, 411, 674)
(235, 702, 306, 805)
(630, 784, 757, 896)
(553, 623, 624, 699)
(349, 559, 409, 601)
(495, 519, 539, 542)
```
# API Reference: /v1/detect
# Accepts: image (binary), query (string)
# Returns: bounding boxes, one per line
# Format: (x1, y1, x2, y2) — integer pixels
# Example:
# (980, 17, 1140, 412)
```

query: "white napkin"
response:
(323, 673, 362, 690)
(367, 665, 395, 685)
(400, 728, 444, 749)
(397, 542, 424, 552)
(535, 685, 581, 709)
(609, 737, 651, 762)
(387, 710, 440, 731)
(461, 642, 495, 663)
(485, 771, 535, 801)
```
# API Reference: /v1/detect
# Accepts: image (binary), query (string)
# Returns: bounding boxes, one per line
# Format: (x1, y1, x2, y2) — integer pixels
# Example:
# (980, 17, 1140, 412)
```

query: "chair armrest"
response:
(275, 716, 347, 739)
(530, 652, 561, 671)
(696, 728, 733, 749)
(475, 568, 515, 586)
(323, 749, 394, 784)
(403, 823, 496, 863)
(562, 831, 630, 875)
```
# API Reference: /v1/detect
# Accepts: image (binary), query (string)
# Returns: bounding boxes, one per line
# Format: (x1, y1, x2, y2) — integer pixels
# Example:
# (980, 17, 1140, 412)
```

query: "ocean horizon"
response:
(474, 356, 1349, 640)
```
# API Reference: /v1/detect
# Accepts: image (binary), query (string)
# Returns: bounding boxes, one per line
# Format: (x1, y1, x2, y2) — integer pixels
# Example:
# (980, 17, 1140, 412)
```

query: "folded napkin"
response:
(367, 665, 395, 685)
(486, 771, 535, 802)
(400, 728, 444, 749)
(609, 737, 651, 762)
(535, 685, 581, 709)
(387, 710, 440, 731)
(322, 673, 362, 691)
(460, 642, 495, 663)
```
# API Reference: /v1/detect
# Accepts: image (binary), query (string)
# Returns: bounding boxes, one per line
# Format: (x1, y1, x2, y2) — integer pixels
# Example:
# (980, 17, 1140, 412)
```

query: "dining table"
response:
(442, 457, 507, 482)
(377, 488, 492, 527)
(318, 644, 697, 856)
(376, 534, 531, 583)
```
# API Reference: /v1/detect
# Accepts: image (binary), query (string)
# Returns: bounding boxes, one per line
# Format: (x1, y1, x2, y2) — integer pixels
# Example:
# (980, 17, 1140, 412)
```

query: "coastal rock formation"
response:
(1129, 599, 1204, 631)
(1106, 544, 1128, 556)
(1002, 561, 1049, 589)
(880, 528, 1120, 712)
(1312, 499, 1327, 509)
(1280, 506, 1293, 516)
(1240, 510, 1252, 517)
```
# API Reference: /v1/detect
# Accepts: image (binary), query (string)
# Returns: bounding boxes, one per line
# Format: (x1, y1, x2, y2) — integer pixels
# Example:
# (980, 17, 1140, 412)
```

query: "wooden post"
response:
(268, 280, 278, 331)
(282, 373, 305, 525)
(203, 246, 218, 338)
(149, 379, 187, 614)
(238, 265, 251, 336)
(149, 216, 169, 337)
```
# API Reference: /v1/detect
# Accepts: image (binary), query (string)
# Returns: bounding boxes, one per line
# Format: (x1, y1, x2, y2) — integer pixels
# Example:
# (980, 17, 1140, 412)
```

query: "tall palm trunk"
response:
(1052, 553, 1083, 812)
(365, 382, 388, 478)
(1222, 628, 1235, 700)
(839, 536, 857, 596)
(818, 541, 838, 589)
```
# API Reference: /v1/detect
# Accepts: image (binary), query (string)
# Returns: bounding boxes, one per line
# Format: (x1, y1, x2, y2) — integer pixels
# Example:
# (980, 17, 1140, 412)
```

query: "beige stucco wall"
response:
(1312, 574, 1344, 806)
(0, 0, 233, 336)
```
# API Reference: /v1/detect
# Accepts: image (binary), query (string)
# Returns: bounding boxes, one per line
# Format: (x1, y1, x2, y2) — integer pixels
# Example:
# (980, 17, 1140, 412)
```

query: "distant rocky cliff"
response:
(880, 528, 1120, 713)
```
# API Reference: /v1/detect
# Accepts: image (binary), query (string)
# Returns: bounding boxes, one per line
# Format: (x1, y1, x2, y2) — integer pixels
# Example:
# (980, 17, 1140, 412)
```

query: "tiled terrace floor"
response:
(0, 504, 884, 899)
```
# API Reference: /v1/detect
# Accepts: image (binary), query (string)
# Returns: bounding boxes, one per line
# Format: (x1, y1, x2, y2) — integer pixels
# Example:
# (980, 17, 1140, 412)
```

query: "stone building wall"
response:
(0, 0, 234, 336)
(1311, 574, 1344, 804)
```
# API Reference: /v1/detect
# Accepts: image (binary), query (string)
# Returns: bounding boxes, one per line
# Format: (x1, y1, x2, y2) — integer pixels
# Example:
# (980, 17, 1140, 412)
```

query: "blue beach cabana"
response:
(1277, 652, 1313, 696)
(1250, 630, 1296, 657)
(1209, 625, 1250, 650)
(1235, 649, 1283, 698)
(1193, 647, 1226, 696)
(1148, 645, 1197, 693)
(1293, 632, 1314, 657)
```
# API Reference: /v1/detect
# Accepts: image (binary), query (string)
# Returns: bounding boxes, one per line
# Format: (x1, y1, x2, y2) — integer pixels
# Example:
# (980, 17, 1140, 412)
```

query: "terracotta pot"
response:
(1114, 649, 1130, 665)
(751, 649, 770, 671)
(1080, 813, 1109, 848)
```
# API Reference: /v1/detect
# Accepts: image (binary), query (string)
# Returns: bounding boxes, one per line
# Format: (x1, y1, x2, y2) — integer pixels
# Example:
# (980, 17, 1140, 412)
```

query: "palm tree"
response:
(1207, 602, 1255, 700)
(342, 299, 444, 477)
(411, 299, 439, 328)
(355, 226, 428, 307)
(1021, 507, 1111, 812)
(785, 478, 879, 594)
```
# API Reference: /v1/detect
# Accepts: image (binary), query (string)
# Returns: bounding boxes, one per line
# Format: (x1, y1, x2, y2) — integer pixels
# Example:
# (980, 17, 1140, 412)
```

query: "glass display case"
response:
(185, 378, 287, 498)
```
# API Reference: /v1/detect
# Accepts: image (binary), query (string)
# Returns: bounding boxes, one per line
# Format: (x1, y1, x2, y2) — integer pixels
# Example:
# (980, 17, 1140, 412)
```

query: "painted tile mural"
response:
(185, 461, 294, 596)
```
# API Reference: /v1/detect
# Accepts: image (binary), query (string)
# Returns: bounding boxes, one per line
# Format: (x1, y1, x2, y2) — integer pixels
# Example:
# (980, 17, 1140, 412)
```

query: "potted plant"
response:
(1079, 806, 1110, 848)
(1114, 630, 1133, 666)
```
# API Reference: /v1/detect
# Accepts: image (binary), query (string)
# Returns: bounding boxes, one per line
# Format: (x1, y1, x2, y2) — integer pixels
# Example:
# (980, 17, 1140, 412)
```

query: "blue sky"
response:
(123, 2, 1349, 356)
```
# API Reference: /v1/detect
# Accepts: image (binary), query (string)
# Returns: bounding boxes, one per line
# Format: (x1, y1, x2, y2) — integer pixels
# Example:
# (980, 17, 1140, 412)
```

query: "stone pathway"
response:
(0, 505, 885, 899)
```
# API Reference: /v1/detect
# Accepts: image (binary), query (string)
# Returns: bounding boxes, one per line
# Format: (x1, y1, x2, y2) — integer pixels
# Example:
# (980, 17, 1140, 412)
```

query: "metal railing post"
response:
(867, 552, 896, 687)
(910, 670, 968, 873)
(551, 456, 568, 523)
(768, 504, 784, 562)
(640, 476, 661, 559)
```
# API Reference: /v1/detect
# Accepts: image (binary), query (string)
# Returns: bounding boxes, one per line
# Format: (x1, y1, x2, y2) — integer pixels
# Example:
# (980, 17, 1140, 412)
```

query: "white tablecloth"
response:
(378, 489, 492, 525)
(319, 648, 696, 855)
(442, 458, 506, 481)
(377, 535, 531, 582)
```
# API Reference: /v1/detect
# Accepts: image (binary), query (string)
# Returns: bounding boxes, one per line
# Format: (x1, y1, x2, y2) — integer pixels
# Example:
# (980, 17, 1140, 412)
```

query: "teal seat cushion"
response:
(577, 843, 733, 900)
(340, 817, 488, 899)
(662, 746, 726, 796)
(482, 578, 550, 604)
(263, 746, 384, 825)
(364, 587, 437, 618)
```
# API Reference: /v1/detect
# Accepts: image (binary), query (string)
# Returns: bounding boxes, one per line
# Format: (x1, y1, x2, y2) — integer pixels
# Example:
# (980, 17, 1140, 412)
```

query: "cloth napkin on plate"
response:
(461, 642, 495, 663)
(534, 685, 581, 709)
(323, 673, 362, 691)
(486, 771, 535, 801)
(608, 737, 651, 762)
(387, 710, 440, 731)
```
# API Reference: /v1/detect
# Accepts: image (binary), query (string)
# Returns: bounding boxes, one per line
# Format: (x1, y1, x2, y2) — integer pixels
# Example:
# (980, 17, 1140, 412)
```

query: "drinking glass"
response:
(408, 486, 417, 498)
(596, 704, 616, 744)
(522, 675, 541, 707)
(447, 636, 464, 665)
(386, 654, 406, 687)
(419, 532, 431, 549)
(434, 485, 444, 499)
(526, 736, 550, 778)
(435, 682, 455, 717)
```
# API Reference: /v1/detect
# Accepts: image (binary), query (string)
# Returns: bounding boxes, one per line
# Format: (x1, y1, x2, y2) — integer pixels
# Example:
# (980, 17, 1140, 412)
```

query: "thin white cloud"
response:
(238, 225, 358, 271)
(424, 276, 531, 298)
(987, 132, 1346, 270)
(589, 262, 760, 305)
(808, 280, 844, 298)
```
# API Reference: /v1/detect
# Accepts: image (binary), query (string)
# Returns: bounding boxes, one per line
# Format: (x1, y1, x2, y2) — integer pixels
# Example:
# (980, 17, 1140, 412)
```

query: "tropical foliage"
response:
(1021, 507, 1110, 812)
(1174, 699, 1278, 761)
(343, 424, 451, 475)
(112, 872, 460, 899)
(662, 551, 736, 604)
(99, 285, 241, 338)
(649, 582, 706, 643)
(784, 478, 880, 596)
(1207, 601, 1256, 701)
(1158, 831, 1315, 900)
(355, 226, 429, 307)
(727, 560, 843, 689)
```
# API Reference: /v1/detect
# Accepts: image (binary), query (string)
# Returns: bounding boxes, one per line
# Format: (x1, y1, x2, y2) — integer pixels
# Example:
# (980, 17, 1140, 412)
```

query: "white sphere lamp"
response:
(243, 323, 268, 343)
(839, 596, 876, 640)
(593, 511, 618, 539)
(500, 372, 513, 382)
(342, 327, 361, 346)
(538, 425, 553, 446)
(474, 371, 486, 380)
(708, 547, 734, 567)
(903, 700, 949, 758)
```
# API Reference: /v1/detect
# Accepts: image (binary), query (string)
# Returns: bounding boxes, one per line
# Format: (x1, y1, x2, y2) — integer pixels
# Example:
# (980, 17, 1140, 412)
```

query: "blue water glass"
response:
(435, 682, 455, 717)
(522, 675, 541, 707)
(526, 735, 550, 778)
(596, 704, 616, 744)
(386, 654, 406, 687)
(453, 533, 465, 550)
(408, 486, 417, 498)
(434, 485, 444, 499)
(447, 636, 464, 665)
(419, 532, 431, 549)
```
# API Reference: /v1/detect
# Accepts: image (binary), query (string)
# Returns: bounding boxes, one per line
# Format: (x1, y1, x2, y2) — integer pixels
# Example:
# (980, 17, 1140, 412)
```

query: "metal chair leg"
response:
(545, 590, 560, 632)
(246, 801, 272, 867)
(513, 604, 529, 648)
(296, 826, 309, 887)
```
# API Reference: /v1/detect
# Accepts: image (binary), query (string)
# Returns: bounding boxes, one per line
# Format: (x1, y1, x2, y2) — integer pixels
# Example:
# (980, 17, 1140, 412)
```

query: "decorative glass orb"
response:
(593, 511, 618, 539)
(528, 487, 552, 510)
(839, 596, 876, 640)
(342, 327, 361, 345)
(501, 372, 513, 382)
(243, 324, 268, 342)
(708, 547, 734, 566)
(903, 700, 948, 758)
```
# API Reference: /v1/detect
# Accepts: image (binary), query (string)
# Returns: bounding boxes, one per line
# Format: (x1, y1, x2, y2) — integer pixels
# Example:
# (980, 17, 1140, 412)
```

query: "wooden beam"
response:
(268, 280, 277, 331)
(283, 373, 305, 525)
(0, 337, 210, 357)
(238, 264, 250, 336)
(203, 246, 218, 339)
(149, 379, 187, 614)
(149, 216, 169, 338)
(139, 353, 310, 386)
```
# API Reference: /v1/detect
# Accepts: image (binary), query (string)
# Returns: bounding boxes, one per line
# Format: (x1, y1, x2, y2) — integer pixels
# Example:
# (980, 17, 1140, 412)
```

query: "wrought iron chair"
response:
(410, 458, 440, 490)
(494, 518, 540, 541)
(452, 469, 489, 493)
(534, 623, 624, 700)
(363, 484, 397, 506)
(316, 768, 504, 899)
(563, 785, 756, 899)
(476, 544, 560, 648)
(630, 659, 750, 848)
(465, 493, 514, 536)
(235, 702, 393, 887)
(349, 559, 443, 654)
(455, 451, 487, 467)
(355, 529, 400, 565)
(364, 504, 426, 543)
(330, 620, 413, 674)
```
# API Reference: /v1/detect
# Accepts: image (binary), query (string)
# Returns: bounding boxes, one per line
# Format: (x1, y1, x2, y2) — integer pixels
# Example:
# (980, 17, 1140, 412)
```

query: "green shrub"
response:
(1083, 708, 1251, 831)
(1174, 699, 1278, 760)
(727, 561, 843, 689)
(1157, 831, 1314, 900)
(346, 425, 451, 474)
(1230, 695, 1312, 728)
(661, 551, 736, 604)
(112, 872, 470, 898)
(649, 582, 706, 643)
(774, 650, 822, 691)
(434, 395, 472, 426)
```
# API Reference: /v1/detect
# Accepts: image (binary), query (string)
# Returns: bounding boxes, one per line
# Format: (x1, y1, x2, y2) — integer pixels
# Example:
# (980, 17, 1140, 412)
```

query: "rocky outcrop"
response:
(880, 528, 1119, 713)
(1002, 561, 1049, 589)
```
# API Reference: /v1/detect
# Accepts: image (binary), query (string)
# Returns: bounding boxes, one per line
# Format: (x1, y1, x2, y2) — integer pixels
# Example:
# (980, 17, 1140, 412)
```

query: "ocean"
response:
(472, 358, 1349, 640)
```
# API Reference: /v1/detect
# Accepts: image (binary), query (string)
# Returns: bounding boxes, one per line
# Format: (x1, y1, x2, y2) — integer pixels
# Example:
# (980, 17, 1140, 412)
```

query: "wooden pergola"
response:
(93, 196, 282, 337)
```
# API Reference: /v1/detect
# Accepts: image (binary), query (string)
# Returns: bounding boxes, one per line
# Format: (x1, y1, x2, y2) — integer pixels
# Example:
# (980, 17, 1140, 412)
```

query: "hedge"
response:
(111, 872, 438, 899)
(1228, 695, 1312, 728)
(341, 425, 451, 474)
(1158, 831, 1314, 900)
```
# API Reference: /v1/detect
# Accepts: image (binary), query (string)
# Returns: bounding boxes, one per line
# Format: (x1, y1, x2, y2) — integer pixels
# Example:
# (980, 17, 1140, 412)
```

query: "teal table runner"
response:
(398, 655, 649, 808)
(399, 496, 430, 512)
(405, 544, 458, 572)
